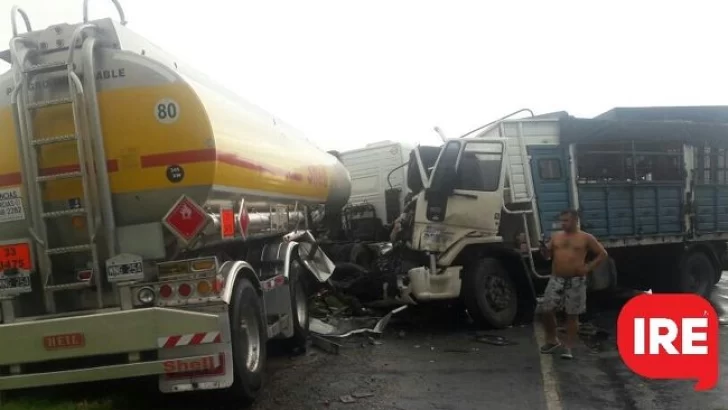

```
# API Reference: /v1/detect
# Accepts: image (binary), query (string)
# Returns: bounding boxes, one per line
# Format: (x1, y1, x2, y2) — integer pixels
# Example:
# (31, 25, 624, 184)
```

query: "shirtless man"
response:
(538, 209, 608, 359)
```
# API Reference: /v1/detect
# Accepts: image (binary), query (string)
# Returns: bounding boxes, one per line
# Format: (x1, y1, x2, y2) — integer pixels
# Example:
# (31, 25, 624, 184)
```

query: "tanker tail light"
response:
(145, 276, 224, 302)
(136, 276, 223, 307)
(134, 256, 224, 307)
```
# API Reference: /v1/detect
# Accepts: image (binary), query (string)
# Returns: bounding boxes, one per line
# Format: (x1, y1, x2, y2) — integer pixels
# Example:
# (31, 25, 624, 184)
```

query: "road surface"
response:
(247, 280, 728, 410)
(7, 280, 728, 410)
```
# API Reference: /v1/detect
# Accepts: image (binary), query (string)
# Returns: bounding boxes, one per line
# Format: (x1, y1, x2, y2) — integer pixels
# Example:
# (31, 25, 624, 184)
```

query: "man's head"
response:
(559, 209, 579, 232)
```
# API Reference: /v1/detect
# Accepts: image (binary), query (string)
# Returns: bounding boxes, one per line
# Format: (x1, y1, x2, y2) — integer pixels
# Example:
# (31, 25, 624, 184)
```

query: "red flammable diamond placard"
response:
(163, 196, 209, 244)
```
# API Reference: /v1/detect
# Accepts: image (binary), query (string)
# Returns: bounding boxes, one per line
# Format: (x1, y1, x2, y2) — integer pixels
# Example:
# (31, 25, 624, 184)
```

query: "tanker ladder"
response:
(9, 7, 110, 313)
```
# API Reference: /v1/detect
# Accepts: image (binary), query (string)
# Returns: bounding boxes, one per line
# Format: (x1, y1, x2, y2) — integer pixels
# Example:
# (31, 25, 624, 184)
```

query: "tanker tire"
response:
(227, 277, 267, 404)
(283, 259, 310, 354)
(462, 257, 518, 329)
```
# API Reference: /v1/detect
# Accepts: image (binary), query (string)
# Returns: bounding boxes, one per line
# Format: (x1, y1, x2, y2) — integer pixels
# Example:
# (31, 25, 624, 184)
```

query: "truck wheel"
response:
(462, 258, 518, 329)
(283, 259, 310, 354)
(228, 277, 267, 403)
(349, 243, 374, 271)
(677, 251, 715, 297)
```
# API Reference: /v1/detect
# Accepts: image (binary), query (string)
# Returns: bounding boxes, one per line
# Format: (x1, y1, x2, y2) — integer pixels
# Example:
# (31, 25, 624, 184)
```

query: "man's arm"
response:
(584, 233, 608, 272)
(540, 235, 553, 260)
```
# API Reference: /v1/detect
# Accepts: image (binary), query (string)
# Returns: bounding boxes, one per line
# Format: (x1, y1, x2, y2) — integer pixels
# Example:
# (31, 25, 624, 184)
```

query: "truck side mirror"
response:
(426, 165, 457, 200)
(424, 167, 455, 221)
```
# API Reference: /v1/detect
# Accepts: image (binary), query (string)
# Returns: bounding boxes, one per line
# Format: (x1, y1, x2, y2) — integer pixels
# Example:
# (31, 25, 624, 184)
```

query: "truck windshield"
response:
(456, 142, 503, 192)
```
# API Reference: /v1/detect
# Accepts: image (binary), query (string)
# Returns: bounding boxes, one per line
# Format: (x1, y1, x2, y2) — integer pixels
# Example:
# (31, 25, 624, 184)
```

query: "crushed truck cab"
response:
(0, 1, 350, 402)
(327, 107, 728, 330)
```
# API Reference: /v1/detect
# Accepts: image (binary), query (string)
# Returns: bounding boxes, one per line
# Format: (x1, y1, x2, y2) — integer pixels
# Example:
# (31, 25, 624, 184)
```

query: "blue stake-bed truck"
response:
(322, 107, 728, 329)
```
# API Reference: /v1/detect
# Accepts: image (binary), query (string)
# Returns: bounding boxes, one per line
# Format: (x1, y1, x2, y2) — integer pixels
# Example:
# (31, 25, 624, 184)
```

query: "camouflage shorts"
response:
(537, 276, 587, 315)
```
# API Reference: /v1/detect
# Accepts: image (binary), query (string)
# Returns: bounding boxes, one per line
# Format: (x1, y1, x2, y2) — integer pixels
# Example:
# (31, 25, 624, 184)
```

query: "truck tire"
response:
(349, 243, 374, 270)
(462, 258, 518, 329)
(228, 277, 267, 403)
(283, 259, 310, 354)
(677, 251, 715, 297)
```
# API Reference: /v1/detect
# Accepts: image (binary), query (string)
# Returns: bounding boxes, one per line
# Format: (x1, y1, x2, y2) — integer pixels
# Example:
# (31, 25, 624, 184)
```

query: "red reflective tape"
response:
(0, 148, 309, 188)
(164, 335, 182, 349)
(189, 333, 206, 345)
(0, 173, 20, 186)
(140, 149, 216, 168)
(0, 160, 119, 187)
(36, 160, 119, 176)
(213, 333, 222, 343)
(140, 149, 305, 181)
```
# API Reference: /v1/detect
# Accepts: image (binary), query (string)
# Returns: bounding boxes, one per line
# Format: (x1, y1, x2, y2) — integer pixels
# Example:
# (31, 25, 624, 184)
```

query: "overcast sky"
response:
(2, 0, 727, 151)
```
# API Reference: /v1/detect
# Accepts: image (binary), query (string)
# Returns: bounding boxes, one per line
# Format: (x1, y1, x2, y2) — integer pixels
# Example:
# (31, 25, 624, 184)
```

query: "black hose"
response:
(386, 161, 409, 189)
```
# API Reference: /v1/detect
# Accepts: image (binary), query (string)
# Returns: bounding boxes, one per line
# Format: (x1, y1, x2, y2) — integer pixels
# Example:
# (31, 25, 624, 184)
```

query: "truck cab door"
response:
(412, 139, 506, 251)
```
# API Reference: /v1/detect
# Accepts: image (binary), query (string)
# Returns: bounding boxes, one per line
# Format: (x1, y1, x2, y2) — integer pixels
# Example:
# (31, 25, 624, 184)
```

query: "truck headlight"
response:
(137, 287, 155, 304)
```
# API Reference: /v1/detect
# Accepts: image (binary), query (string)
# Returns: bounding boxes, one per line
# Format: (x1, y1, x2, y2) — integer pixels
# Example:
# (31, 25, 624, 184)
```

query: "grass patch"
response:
(1, 398, 115, 410)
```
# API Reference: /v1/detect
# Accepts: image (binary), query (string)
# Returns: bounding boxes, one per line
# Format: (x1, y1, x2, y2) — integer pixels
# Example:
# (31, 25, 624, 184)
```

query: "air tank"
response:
(0, 17, 351, 247)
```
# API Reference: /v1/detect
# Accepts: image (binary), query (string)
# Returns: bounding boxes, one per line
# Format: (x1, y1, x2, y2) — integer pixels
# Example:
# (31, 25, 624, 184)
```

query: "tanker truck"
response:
(0, 1, 351, 402)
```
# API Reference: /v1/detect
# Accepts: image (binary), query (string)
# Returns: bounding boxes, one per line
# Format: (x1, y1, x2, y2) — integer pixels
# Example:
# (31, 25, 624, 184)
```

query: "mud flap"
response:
(158, 312, 235, 393)
(158, 345, 235, 393)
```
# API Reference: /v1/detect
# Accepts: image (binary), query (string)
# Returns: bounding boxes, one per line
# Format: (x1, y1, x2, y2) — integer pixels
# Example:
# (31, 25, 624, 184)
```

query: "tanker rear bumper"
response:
(0, 307, 231, 391)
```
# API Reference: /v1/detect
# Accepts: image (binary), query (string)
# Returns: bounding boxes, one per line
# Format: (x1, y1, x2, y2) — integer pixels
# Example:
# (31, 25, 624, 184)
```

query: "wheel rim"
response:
(484, 274, 511, 312)
(240, 308, 262, 373)
(295, 279, 308, 327)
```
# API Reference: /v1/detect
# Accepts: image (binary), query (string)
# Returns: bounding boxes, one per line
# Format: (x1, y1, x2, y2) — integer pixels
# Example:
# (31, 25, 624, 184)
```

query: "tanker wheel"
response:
(462, 257, 518, 329)
(227, 277, 267, 403)
(282, 259, 310, 354)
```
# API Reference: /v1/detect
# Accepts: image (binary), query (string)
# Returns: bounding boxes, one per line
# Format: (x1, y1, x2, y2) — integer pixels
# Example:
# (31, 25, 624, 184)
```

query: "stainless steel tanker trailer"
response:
(0, 0, 351, 402)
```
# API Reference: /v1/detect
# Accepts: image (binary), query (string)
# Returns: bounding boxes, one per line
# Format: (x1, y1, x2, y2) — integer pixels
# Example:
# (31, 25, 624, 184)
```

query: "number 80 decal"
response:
(155, 98, 180, 124)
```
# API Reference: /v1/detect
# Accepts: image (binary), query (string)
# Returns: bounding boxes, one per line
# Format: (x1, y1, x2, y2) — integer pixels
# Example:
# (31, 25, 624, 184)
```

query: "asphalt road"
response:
(246, 281, 728, 410)
(552, 281, 728, 410)
(252, 306, 546, 410)
(7, 279, 728, 410)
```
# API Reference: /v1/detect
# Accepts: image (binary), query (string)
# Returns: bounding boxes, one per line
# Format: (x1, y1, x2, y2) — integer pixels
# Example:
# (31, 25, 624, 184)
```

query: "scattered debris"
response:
(311, 334, 342, 355)
(340, 395, 356, 403)
(368, 336, 383, 346)
(475, 334, 517, 346)
(352, 392, 375, 399)
(309, 305, 407, 354)
(310, 305, 408, 339)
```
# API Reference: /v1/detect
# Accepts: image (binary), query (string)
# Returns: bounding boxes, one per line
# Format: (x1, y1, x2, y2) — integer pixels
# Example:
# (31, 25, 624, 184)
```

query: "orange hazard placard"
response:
(220, 207, 235, 239)
(0, 242, 32, 271)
